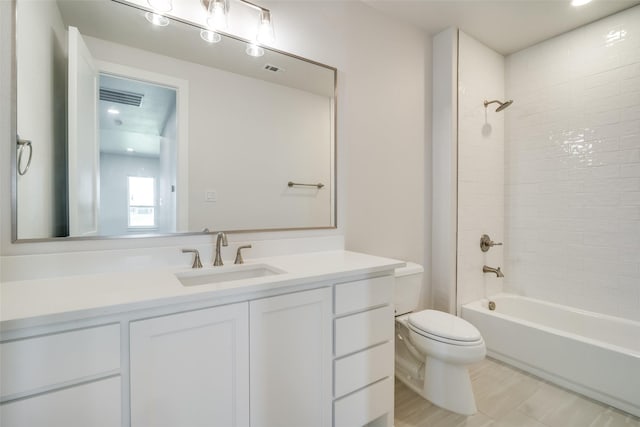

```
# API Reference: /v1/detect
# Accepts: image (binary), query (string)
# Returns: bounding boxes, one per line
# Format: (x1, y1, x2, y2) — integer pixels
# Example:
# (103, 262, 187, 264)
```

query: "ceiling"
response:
(363, 0, 640, 55)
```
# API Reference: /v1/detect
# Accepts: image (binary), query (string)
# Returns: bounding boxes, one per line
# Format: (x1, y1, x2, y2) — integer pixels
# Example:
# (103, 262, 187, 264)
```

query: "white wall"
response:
(15, 0, 68, 238)
(456, 31, 505, 311)
(505, 6, 640, 321)
(0, 2, 429, 286)
(431, 28, 458, 313)
(323, 3, 429, 305)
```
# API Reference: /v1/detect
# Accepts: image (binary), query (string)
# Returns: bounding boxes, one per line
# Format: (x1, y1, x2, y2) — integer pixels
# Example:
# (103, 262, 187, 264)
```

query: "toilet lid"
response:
(408, 310, 481, 342)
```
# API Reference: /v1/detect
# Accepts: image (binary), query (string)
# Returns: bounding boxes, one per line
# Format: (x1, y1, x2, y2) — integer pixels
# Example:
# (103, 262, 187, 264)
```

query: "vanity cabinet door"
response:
(249, 287, 332, 427)
(130, 302, 249, 427)
(0, 377, 121, 427)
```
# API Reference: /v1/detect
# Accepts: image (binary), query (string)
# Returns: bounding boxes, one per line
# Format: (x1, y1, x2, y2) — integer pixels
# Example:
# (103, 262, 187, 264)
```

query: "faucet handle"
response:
(480, 234, 503, 252)
(182, 249, 203, 269)
(234, 245, 252, 264)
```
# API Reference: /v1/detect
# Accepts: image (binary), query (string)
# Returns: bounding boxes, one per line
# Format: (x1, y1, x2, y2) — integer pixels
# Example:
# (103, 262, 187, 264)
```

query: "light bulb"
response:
(571, 0, 592, 6)
(201, 29, 221, 44)
(246, 43, 264, 57)
(206, 0, 228, 31)
(256, 10, 275, 45)
(147, 0, 172, 12)
(145, 12, 169, 26)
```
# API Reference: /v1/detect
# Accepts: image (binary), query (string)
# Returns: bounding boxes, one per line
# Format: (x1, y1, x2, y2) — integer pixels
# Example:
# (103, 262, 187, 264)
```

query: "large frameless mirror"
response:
(13, 0, 336, 241)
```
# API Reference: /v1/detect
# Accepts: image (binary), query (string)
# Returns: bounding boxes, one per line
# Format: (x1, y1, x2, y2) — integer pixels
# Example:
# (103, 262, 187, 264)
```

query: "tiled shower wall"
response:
(457, 31, 505, 311)
(505, 6, 640, 321)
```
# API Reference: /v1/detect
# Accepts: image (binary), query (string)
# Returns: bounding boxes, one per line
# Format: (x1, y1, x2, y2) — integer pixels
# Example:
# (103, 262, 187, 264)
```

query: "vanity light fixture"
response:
(256, 10, 275, 45)
(204, 0, 229, 31)
(571, 0, 592, 6)
(201, 0, 275, 49)
(147, 0, 172, 12)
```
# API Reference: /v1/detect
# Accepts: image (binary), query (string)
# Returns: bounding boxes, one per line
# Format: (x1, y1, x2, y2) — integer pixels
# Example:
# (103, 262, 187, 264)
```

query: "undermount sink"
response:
(176, 263, 285, 287)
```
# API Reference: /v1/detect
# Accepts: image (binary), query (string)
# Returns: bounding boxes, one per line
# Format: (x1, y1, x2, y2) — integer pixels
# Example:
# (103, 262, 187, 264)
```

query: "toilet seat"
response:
(408, 310, 482, 346)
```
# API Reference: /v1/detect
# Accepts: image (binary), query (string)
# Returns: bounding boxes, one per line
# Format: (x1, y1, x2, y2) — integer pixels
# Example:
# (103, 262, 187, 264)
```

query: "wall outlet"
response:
(205, 190, 217, 202)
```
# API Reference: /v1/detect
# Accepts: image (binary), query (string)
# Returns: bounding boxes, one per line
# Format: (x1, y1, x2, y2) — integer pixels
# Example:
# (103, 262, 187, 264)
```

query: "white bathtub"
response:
(462, 294, 640, 417)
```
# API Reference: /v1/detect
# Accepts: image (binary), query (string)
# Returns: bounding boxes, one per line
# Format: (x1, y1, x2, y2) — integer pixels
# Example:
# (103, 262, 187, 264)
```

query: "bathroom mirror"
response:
(13, 0, 336, 241)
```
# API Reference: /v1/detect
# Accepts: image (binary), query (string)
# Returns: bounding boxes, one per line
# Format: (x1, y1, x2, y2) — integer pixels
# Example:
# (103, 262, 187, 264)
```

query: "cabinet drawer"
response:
(333, 377, 393, 427)
(0, 324, 120, 400)
(334, 276, 393, 315)
(334, 306, 393, 357)
(334, 341, 393, 398)
(0, 376, 121, 427)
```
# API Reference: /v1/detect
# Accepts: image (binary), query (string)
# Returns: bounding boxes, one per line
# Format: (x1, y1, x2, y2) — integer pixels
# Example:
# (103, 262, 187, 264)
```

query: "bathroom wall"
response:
(15, 0, 68, 239)
(505, 6, 640, 321)
(456, 31, 505, 311)
(0, 2, 429, 289)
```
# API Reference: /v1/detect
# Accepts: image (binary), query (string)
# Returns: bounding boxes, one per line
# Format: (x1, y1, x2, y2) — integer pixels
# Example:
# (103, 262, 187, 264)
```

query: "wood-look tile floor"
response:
(394, 357, 640, 427)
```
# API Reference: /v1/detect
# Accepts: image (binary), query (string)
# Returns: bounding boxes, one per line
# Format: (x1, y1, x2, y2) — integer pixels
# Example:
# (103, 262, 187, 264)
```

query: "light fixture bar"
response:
(201, 0, 270, 14)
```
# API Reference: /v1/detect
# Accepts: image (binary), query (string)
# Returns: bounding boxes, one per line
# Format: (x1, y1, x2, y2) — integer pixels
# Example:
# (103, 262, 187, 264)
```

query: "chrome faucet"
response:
(182, 248, 203, 269)
(483, 265, 504, 278)
(214, 232, 228, 266)
(234, 245, 252, 264)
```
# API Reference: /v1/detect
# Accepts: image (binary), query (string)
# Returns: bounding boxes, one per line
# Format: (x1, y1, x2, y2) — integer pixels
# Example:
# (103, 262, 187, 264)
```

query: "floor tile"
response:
(541, 393, 606, 427)
(588, 408, 640, 427)
(492, 409, 547, 427)
(395, 357, 639, 427)
(517, 381, 576, 422)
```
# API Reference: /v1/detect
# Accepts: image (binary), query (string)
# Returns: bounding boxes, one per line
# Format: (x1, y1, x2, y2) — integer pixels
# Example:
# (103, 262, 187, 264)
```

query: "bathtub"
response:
(462, 294, 640, 417)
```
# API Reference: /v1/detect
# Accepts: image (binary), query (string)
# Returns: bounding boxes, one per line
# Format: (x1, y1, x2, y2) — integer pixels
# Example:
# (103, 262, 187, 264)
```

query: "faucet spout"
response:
(214, 232, 228, 266)
(483, 265, 504, 278)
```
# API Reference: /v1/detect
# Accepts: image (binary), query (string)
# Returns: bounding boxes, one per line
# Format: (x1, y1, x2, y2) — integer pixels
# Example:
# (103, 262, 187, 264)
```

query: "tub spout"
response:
(483, 265, 504, 278)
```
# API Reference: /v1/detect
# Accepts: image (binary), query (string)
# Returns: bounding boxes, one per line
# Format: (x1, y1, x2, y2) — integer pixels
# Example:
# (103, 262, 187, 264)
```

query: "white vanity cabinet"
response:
(332, 275, 395, 427)
(129, 286, 333, 427)
(0, 324, 121, 427)
(0, 252, 402, 427)
(250, 287, 332, 427)
(129, 302, 250, 427)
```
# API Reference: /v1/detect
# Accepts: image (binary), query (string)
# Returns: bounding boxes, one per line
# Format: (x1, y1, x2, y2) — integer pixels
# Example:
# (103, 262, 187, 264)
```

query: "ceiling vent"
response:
(264, 64, 283, 73)
(99, 88, 144, 107)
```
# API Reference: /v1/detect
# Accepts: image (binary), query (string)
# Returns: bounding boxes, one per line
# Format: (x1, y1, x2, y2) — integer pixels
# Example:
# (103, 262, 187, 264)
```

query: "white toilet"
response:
(394, 263, 486, 416)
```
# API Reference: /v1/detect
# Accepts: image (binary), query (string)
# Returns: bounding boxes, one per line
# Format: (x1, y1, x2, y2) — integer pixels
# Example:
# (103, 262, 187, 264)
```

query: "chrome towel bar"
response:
(288, 181, 324, 189)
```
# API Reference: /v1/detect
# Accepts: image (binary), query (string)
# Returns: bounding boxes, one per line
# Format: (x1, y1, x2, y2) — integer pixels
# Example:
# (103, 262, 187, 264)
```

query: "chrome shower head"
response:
(484, 99, 513, 112)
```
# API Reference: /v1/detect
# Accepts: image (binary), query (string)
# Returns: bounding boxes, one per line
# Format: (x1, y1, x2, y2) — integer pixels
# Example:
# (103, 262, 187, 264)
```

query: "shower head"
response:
(484, 99, 513, 112)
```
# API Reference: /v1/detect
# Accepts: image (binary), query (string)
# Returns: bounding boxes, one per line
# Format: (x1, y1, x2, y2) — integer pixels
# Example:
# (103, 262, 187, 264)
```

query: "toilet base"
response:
(395, 351, 479, 416)
(423, 357, 477, 416)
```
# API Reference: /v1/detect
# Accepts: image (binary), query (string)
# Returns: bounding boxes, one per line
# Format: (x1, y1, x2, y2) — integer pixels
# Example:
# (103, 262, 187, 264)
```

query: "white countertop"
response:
(0, 250, 404, 329)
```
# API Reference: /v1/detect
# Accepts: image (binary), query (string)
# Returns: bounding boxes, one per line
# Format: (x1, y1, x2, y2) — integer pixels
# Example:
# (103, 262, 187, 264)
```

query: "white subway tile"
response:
(505, 6, 640, 320)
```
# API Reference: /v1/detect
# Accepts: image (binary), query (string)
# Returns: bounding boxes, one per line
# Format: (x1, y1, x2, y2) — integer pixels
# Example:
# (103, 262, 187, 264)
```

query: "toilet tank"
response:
(394, 262, 424, 316)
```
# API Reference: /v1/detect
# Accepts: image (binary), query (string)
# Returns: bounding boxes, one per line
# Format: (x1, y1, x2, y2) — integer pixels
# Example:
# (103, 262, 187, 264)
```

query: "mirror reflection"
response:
(15, 0, 336, 241)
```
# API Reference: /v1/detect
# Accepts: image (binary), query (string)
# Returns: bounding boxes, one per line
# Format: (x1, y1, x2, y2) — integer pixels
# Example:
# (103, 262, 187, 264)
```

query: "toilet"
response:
(394, 263, 486, 416)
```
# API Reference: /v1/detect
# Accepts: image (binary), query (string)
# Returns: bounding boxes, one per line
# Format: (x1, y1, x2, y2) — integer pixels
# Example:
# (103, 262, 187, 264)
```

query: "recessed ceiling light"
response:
(145, 12, 169, 26)
(246, 44, 264, 57)
(200, 29, 221, 44)
(571, 0, 592, 6)
(107, 108, 120, 115)
(126, 147, 135, 152)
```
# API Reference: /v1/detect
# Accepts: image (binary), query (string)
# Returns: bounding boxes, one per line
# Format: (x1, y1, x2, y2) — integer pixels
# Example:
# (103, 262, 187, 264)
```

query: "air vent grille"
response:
(99, 88, 144, 107)
(264, 64, 282, 73)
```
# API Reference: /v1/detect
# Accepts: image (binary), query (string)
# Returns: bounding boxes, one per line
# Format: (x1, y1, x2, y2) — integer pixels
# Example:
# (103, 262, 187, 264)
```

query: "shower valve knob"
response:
(480, 234, 502, 252)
